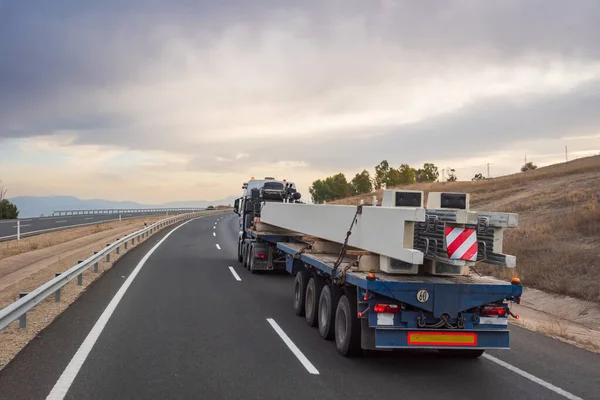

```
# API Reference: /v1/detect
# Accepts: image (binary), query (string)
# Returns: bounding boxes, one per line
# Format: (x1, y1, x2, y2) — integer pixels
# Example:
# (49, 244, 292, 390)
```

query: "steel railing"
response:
(0, 210, 228, 331)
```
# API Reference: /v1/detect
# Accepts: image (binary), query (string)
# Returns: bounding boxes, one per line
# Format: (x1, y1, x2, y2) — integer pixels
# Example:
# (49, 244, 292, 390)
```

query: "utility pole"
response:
(487, 163, 490, 179)
(565, 145, 568, 162)
(442, 169, 445, 182)
(524, 155, 527, 164)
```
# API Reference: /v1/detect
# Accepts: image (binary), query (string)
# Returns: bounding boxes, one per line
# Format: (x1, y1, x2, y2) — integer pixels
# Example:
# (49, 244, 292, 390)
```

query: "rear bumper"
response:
(374, 328, 510, 350)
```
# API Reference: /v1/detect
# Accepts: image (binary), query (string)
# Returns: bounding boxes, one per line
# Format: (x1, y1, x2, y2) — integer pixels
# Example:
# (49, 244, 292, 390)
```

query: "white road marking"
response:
(45, 218, 199, 400)
(84, 217, 94, 220)
(266, 318, 319, 375)
(213, 226, 216, 230)
(56, 220, 68, 224)
(213, 232, 216, 237)
(483, 354, 583, 400)
(12, 224, 31, 228)
(228, 266, 241, 281)
(216, 244, 221, 250)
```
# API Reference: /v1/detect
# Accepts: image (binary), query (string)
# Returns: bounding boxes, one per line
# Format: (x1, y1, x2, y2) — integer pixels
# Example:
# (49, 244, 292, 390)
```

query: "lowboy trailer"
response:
(234, 183, 522, 357)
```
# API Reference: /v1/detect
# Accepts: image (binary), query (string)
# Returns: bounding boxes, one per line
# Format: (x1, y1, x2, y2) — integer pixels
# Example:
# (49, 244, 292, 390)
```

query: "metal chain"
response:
(332, 205, 363, 285)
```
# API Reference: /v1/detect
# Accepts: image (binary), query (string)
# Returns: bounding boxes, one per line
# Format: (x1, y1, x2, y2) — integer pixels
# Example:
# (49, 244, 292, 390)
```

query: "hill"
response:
(8, 195, 238, 218)
(332, 155, 600, 302)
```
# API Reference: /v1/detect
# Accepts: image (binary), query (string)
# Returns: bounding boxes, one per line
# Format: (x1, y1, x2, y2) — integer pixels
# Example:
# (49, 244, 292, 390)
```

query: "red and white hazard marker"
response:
(445, 227, 478, 261)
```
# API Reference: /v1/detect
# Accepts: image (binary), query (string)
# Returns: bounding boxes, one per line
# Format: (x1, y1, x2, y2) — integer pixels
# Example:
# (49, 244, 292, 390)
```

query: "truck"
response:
(233, 178, 523, 358)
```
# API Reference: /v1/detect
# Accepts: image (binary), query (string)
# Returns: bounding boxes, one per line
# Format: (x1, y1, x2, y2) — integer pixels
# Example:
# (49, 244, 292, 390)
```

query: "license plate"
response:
(408, 332, 477, 346)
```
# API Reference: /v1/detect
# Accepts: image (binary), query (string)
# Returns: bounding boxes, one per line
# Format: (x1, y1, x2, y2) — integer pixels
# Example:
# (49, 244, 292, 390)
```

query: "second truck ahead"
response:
(233, 177, 522, 358)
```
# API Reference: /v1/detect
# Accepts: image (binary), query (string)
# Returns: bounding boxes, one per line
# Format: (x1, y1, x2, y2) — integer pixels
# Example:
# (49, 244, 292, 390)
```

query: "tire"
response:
(249, 244, 257, 274)
(293, 269, 309, 316)
(318, 284, 337, 340)
(241, 242, 247, 268)
(305, 277, 324, 327)
(439, 349, 485, 358)
(237, 240, 243, 262)
(335, 293, 362, 356)
(245, 243, 253, 270)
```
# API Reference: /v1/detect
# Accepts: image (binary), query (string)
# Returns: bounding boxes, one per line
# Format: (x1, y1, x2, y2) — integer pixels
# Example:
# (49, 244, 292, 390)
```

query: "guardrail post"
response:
(54, 273, 62, 301)
(124, 241, 128, 250)
(119, 213, 122, 222)
(137, 235, 140, 243)
(116, 245, 120, 255)
(19, 292, 28, 328)
(77, 261, 84, 285)
(93, 251, 99, 272)
(106, 244, 111, 262)
(17, 220, 21, 241)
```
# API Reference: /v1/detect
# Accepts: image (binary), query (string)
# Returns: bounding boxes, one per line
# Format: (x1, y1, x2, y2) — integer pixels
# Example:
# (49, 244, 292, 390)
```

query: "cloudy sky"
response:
(1, 0, 600, 203)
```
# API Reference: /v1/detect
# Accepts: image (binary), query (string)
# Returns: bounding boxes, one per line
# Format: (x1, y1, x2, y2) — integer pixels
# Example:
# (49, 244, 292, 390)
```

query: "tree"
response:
(472, 173, 486, 181)
(397, 164, 416, 185)
(374, 160, 390, 190)
(350, 170, 373, 195)
(0, 200, 19, 220)
(325, 173, 350, 200)
(415, 163, 439, 182)
(446, 168, 457, 182)
(521, 161, 537, 172)
(309, 179, 331, 204)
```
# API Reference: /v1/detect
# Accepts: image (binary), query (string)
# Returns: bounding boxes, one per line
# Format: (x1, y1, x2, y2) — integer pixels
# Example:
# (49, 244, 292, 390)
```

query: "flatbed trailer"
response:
(239, 231, 523, 358)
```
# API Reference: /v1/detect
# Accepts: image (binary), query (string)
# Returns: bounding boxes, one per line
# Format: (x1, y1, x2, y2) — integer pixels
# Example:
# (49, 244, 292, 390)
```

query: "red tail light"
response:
(255, 253, 266, 259)
(481, 306, 507, 316)
(374, 304, 399, 313)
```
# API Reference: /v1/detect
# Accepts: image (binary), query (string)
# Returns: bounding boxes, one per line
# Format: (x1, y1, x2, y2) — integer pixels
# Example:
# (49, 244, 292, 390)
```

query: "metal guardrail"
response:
(52, 207, 209, 216)
(0, 210, 225, 331)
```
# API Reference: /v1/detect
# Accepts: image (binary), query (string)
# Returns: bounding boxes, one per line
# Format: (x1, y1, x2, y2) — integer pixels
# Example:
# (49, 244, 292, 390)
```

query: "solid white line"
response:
(216, 244, 221, 250)
(45, 217, 199, 400)
(483, 354, 583, 400)
(84, 217, 94, 220)
(266, 318, 319, 375)
(213, 232, 216, 237)
(12, 224, 31, 228)
(228, 266, 241, 281)
(56, 220, 68, 224)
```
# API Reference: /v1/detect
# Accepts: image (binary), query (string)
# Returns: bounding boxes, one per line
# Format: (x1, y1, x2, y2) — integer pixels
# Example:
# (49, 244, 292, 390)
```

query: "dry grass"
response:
(333, 155, 600, 302)
(0, 215, 165, 261)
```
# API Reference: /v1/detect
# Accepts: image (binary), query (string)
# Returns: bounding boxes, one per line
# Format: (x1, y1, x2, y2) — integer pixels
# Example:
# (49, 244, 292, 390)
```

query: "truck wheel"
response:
(318, 285, 337, 340)
(249, 244, 257, 274)
(439, 349, 485, 358)
(335, 294, 361, 357)
(237, 240, 243, 263)
(305, 276, 324, 327)
(293, 269, 309, 316)
(245, 243, 253, 270)
(242, 242, 248, 269)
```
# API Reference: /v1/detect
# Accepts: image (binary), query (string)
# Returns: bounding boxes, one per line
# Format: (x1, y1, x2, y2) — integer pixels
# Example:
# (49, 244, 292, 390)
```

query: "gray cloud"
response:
(2, 0, 600, 176)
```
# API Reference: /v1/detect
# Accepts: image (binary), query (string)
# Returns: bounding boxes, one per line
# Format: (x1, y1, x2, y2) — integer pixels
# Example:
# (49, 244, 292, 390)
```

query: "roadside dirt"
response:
(0, 215, 166, 261)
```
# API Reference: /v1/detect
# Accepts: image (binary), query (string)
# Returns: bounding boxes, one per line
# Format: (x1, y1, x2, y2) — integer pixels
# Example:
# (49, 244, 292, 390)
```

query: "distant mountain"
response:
(8, 195, 238, 218)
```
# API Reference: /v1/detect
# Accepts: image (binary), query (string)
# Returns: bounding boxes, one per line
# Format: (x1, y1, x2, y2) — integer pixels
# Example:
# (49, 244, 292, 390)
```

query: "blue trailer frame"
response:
(239, 228, 523, 357)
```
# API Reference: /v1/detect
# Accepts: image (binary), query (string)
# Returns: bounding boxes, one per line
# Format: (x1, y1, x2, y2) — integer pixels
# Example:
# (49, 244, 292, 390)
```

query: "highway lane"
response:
(0, 214, 597, 399)
(0, 211, 186, 241)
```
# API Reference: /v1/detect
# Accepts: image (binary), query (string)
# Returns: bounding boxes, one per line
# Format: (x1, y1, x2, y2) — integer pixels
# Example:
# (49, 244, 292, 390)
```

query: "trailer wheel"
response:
(335, 293, 361, 356)
(305, 276, 324, 327)
(293, 269, 309, 316)
(318, 285, 337, 340)
(439, 349, 485, 358)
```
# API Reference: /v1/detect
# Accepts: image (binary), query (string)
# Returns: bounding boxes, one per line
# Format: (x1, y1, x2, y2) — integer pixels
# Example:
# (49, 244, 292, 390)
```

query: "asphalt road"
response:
(0, 211, 184, 241)
(0, 214, 598, 400)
